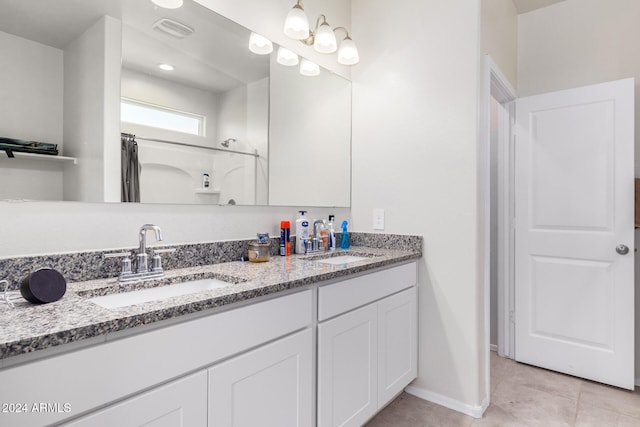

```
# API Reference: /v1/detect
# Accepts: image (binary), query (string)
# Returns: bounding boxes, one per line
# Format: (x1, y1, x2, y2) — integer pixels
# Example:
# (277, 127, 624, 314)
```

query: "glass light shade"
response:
(283, 5, 310, 40)
(248, 32, 273, 55)
(299, 59, 320, 76)
(313, 22, 337, 53)
(277, 47, 299, 66)
(151, 0, 183, 9)
(337, 37, 359, 65)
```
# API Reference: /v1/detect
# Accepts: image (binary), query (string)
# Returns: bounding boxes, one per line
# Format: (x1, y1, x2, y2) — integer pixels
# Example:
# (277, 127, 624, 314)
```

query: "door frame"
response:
(479, 55, 516, 408)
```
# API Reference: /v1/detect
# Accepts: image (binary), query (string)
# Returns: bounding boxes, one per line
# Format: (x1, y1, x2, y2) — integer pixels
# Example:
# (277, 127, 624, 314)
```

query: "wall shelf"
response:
(1, 151, 78, 165)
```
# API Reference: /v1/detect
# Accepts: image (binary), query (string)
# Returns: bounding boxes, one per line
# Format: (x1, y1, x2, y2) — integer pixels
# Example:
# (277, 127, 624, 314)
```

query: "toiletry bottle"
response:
(295, 211, 309, 254)
(327, 215, 336, 251)
(202, 173, 210, 189)
(340, 220, 350, 249)
(318, 220, 329, 251)
(280, 221, 291, 256)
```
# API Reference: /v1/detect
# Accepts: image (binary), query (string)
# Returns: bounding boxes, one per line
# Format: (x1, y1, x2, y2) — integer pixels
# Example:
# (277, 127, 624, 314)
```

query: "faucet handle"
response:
(103, 252, 133, 276)
(103, 251, 131, 259)
(153, 248, 176, 255)
(151, 248, 176, 273)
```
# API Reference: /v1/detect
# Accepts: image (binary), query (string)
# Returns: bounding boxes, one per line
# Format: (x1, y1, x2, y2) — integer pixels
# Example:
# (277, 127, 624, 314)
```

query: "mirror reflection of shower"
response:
(221, 138, 236, 148)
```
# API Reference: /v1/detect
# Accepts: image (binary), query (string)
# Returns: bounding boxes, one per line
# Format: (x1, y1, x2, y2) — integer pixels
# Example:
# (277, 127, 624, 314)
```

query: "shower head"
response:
(221, 138, 236, 148)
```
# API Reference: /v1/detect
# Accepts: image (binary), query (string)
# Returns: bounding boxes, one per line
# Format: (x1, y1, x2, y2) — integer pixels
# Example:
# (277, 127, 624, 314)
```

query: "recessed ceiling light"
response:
(151, 0, 183, 9)
(158, 63, 175, 71)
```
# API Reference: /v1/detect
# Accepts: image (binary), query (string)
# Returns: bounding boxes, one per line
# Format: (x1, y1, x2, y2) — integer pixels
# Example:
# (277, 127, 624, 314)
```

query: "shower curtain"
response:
(121, 134, 140, 202)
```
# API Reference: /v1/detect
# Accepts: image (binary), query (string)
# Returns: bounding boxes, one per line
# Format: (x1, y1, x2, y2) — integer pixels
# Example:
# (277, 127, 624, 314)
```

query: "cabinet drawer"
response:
(318, 262, 416, 321)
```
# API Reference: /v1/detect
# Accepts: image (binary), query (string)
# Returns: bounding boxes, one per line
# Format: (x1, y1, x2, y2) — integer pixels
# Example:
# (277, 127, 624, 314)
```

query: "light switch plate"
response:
(373, 208, 385, 230)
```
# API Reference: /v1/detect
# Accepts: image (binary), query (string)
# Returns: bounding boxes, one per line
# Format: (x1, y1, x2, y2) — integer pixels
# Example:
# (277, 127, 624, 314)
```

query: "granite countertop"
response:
(0, 247, 420, 360)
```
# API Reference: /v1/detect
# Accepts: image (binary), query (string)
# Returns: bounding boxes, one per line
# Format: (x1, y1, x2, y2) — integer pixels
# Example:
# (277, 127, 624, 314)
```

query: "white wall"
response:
(351, 0, 484, 415)
(63, 16, 122, 203)
(479, 0, 518, 353)
(0, 0, 352, 258)
(247, 78, 270, 206)
(269, 54, 351, 207)
(0, 30, 64, 201)
(480, 0, 518, 89)
(517, 0, 640, 386)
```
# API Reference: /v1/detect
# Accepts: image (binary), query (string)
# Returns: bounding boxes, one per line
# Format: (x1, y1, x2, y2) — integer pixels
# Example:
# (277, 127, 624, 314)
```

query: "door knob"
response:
(616, 244, 629, 255)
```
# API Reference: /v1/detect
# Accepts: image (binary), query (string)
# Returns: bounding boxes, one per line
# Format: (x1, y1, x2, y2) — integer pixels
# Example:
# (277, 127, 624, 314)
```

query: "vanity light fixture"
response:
(299, 59, 320, 76)
(158, 63, 175, 71)
(283, 0, 309, 39)
(277, 46, 299, 66)
(248, 32, 273, 55)
(151, 0, 183, 9)
(283, 0, 359, 65)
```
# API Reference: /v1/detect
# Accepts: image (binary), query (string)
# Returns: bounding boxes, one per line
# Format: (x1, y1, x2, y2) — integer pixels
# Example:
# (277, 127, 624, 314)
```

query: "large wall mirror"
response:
(0, 0, 351, 207)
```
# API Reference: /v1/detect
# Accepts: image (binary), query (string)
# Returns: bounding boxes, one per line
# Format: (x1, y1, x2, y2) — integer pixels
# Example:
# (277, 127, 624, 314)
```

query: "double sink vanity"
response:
(0, 233, 421, 427)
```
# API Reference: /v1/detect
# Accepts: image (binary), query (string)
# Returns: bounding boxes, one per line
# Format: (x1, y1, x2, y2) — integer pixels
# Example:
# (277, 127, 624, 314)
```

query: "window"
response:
(121, 99, 205, 136)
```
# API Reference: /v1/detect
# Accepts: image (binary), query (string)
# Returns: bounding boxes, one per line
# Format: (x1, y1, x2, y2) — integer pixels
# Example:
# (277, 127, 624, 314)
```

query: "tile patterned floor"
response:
(365, 352, 640, 427)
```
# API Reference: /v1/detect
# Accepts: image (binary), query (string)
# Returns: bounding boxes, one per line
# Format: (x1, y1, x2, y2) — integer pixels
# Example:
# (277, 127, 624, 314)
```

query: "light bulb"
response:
(283, 4, 310, 40)
(313, 22, 337, 53)
(299, 59, 320, 76)
(151, 0, 183, 9)
(277, 47, 299, 66)
(249, 32, 273, 55)
(337, 37, 359, 65)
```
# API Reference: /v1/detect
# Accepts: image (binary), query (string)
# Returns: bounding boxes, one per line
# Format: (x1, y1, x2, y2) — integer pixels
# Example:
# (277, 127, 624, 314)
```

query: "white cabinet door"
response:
(318, 303, 378, 427)
(62, 371, 207, 427)
(378, 287, 417, 406)
(208, 328, 313, 427)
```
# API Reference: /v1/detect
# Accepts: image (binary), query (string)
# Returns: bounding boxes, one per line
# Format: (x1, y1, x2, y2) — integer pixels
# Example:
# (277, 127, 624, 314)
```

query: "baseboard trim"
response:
(489, 344, 498, 352)
(405, 385, 489, 419)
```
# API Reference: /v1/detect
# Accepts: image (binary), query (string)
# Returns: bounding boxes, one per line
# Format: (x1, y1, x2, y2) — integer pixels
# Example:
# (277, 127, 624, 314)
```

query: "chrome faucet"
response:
(103, 224, 175, 282)
(137, 224, 163, 273)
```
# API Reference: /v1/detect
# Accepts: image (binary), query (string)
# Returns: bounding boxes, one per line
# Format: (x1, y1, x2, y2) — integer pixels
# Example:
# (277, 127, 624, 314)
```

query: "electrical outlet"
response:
(373, 208, 385, 230)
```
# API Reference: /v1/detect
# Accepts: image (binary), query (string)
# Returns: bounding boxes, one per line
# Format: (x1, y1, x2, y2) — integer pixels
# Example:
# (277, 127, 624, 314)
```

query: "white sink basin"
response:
(314, 255, 369, 265)
(88, 278, 232, 309)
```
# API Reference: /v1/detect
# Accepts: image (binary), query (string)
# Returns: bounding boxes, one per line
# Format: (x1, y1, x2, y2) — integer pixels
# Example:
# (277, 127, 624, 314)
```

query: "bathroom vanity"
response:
(0, 241, 420, 427)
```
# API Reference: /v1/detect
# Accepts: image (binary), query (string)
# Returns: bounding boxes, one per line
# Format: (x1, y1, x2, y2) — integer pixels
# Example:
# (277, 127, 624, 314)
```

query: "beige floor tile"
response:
(364, 393, 474, 427)
(470, 404, 531, 427)
(368, 354, 640, 427)
(575, 401, 640, 427)
(499, 361, 583, 401)
(579, 381, 640, 419)
(490, 352, 518, 394)
(492, 381, 578, 427)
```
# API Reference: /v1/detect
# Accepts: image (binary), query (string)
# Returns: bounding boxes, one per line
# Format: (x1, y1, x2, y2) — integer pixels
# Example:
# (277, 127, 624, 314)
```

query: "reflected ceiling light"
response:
(277, 47, 299, 66)
(299, 59, 320, 77)
(158, 63, 175, 71)
(151, 0, 183, 9)
(283, 2, 359, 66)
(283, 0, 310, 40)
(248, 32, 273, 55)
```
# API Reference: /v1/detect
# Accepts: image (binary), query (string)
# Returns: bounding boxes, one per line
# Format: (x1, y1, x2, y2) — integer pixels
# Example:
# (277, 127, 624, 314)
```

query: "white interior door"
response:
(514, 78, 635, 390)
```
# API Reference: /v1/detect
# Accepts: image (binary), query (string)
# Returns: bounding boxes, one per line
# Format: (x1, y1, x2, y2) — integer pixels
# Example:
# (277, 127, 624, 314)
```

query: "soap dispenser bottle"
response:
(327, 215, 336, 251)
(295, 211, 309, 254)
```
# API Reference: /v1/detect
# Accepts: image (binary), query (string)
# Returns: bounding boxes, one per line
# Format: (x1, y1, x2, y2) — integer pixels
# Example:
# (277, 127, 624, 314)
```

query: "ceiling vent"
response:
(152, 18, 194, 39)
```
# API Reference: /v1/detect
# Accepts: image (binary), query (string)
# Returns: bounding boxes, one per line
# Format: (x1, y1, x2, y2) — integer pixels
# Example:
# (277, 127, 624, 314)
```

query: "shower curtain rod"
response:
(121, 133, 259, 158)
